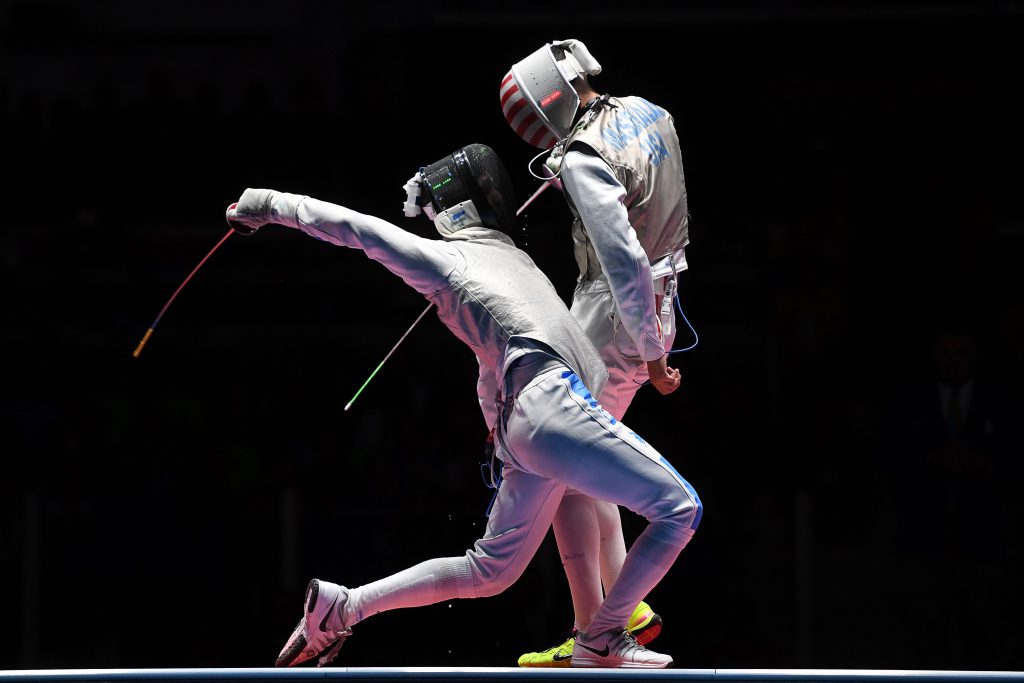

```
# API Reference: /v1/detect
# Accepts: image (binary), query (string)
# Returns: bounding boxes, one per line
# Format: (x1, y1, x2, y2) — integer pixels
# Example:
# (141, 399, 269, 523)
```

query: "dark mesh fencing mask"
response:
(417, 144, 518, 236)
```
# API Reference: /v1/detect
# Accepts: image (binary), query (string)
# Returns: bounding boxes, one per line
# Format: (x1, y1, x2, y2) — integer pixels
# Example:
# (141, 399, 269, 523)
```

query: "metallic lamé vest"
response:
(430, 229, 609, 399)
(564, 96, 689, 282)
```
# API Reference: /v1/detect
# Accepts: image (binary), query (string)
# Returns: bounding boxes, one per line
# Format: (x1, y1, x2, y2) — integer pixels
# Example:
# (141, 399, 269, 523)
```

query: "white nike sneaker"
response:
(570, 628, 673, 668)
(276, 579, 352, 667)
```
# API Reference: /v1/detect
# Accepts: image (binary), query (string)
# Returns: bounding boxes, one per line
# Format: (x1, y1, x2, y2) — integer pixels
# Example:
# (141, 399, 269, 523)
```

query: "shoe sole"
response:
(572, 645, 673, 670)
(275, 580, 320, 667)
(276, 618, 309, 667)
(629, 613, 663, 646)
(571, 658, 672, 669)
(518, 656, 573, 668)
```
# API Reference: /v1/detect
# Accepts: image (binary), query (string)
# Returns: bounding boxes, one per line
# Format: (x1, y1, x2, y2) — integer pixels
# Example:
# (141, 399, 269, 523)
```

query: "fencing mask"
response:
(403, 143, 518, 237)
(500, 39, 603, 149)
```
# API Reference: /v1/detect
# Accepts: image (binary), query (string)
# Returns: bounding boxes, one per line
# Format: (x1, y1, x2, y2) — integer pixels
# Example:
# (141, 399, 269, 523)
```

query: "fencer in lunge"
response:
(226, 144, 702, 669)
(501, 39, 693, 666)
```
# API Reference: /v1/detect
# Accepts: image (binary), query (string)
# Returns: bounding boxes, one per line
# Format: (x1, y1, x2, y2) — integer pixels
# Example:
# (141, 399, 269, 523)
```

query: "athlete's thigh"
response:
(571, 288, 642, 421)
(506, 371, 689, 521)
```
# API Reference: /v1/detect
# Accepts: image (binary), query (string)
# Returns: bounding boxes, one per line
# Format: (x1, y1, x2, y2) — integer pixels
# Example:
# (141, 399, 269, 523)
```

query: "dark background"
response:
(3, 0, 1023, 672)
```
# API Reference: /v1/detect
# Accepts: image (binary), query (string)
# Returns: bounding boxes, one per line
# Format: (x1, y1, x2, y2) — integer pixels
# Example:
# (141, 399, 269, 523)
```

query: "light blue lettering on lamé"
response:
(600, 98, 668, 155)
(639, 131, 670, 167)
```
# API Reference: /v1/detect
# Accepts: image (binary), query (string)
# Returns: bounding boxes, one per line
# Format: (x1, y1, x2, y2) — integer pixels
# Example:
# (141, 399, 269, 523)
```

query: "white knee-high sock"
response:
(342, 557, 476, 627)
(553, 495, 602, 630)
(595, 499, 627, 592)
(586, 527, 692, 637)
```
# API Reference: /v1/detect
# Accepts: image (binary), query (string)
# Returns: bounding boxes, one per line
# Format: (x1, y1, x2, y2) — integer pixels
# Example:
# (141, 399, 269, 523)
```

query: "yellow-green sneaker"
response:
(627, 601, 663, 646)
(517, 633, 576, 668)
(518, 601, 662, 668)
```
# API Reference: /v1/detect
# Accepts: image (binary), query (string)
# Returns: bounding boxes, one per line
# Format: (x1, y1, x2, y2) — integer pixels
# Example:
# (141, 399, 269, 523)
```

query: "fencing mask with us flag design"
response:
(500, 39, 603, 149)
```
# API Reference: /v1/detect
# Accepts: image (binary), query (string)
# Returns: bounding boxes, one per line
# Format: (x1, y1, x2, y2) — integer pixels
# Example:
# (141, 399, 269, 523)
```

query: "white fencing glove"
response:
(225, 188, 306, 235)
(551, 39, 602, 77)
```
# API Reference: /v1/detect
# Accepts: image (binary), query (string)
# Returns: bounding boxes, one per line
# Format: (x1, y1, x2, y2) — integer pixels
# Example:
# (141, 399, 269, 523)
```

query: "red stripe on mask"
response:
(515, 110, 541, 138)
(500, 82, 521, 109)
(529, 126, 556, 149)
(504, 95, 529, 123)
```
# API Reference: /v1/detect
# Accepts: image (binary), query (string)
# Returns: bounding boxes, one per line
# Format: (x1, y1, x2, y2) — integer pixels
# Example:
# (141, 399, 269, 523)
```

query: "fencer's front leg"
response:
(226, 188, 307, 235)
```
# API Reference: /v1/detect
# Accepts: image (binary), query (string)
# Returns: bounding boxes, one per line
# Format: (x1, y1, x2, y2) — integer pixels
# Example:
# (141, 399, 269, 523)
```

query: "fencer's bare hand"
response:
(646, 355, 681, 395)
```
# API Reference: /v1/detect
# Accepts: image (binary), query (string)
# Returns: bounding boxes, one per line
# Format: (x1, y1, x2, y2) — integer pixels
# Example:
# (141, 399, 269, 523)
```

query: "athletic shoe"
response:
(276, 579, 352, 667)
(627, 600, 663, 646)
(517, 601, 663, 668)
(517, 631, 576, 668)
(570, 628, 673, 668)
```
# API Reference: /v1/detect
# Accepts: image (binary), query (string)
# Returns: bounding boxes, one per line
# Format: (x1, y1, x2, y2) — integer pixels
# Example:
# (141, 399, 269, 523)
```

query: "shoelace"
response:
(582, 629, 643, 655)
(316, 629, 352, 666)
(617, 630, 656, 660)
(549, 628, 579, 651)
(529, 628, 578, 657)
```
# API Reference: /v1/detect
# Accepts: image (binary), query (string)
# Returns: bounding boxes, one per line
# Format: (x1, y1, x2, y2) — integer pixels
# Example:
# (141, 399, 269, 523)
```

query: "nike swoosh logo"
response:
(552, 653, 573, 661)
(576, 642, 610, 657)
(319, 595, 339, 632)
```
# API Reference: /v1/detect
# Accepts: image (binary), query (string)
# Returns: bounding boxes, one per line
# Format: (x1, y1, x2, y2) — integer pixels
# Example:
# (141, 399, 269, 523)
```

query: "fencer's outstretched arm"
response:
(230, 188, 505, 424)
(228, 188, 458, 297)
(559, 151, 681, 395)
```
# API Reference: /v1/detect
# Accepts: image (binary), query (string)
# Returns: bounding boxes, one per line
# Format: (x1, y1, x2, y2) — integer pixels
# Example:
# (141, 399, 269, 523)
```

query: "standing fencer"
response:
(500, 40, 692, 666)
(226, 144, 701, 669)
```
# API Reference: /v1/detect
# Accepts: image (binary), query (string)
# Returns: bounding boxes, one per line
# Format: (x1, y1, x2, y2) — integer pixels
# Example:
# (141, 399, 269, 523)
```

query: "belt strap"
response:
(650, 247, 688, 280)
